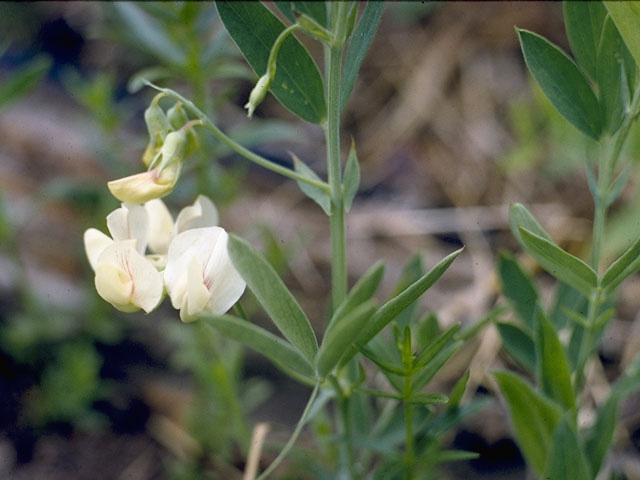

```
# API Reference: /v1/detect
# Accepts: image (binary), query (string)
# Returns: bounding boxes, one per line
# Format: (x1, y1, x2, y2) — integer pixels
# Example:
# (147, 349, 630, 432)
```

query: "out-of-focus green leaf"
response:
(519, 227, 597, 297)
(550, 282, 588, 330)
(563, 1, 607, 80)
(509, 203, 552, 248)
(408, 393, 448, 405)
(292, 153, 331, 215)
(227, 234, 318, 362)
(497, 322, 536, 372)
(203, 314, 315, 378)
(340, 1, 385, 110)
(448, 371, 469, 409)
(497, 250, 539, 329)
(517, 29, 601, 139)
(0, 56, 51, 112)
(584, 395, 618, 477)
(127, 66, 173, 94)
(536, 312, 575, 410)
(493, 371, 562, 476)
(605, 1, 640, 69)
(216, 1, 326, 124)
(343, 138, 360, 213)
(544, 416, 592, 480)
(600, 235, 640, 294)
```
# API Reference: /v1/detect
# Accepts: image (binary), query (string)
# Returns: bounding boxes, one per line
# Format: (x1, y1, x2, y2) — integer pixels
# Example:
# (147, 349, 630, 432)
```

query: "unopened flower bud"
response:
(167, 102, 199, 156)
(244, 74, 271, 118)
(142, 99, 173, 167)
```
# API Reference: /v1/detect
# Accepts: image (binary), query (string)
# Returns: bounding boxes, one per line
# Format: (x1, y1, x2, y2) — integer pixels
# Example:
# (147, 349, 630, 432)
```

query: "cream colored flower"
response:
(164, 227, 246, 322)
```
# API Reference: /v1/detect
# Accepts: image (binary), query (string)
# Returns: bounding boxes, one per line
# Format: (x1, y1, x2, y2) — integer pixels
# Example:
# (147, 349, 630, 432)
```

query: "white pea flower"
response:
(164, 226, 246, 323)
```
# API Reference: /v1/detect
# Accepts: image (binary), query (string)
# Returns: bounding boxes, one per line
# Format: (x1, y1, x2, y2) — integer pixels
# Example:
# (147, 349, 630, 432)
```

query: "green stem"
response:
(256, 383, 320, 480)
(267, 25, 301, 79)
(143, 81, 330, 192)
(403, 377, 414, 480)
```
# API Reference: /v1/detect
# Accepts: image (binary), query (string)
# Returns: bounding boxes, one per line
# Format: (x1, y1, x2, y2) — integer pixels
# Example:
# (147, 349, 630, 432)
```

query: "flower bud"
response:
(142, 98, 173, 167)
(167, 102, 199, 156)
(244, 74, 272, 118)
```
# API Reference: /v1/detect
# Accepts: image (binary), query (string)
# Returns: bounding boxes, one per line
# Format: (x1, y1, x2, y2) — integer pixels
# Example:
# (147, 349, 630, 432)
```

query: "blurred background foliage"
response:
(0, 2, 639, 479)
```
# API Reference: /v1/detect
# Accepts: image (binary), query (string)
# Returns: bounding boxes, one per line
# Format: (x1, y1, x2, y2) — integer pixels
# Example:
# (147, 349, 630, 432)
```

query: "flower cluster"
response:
(84, 195, 246, 322)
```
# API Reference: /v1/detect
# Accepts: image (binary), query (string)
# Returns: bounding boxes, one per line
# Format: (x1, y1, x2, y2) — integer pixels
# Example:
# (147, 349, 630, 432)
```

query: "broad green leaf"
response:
(509, 203, 552, 248)
(343, 139, 360, 213)
(316, 300, 377, 378)
(496, 322, 536, 372)
(519, 227, 597, 297)
(584, 395, 619, 477)
(216, 1, 326, 124)
(340, 1, 385, 110)
(497, 250, 539, 329)
(414, 323, 460, 370)
(536, 312, 575, 410)
(273, 1, 296, 23)
(544, 416, 592, 480)
(600, 235, 640, 293)
(598, 16, 631, 134)
(329, 260, 385, 332)
(112, 3, 186, 65)
(605, 1, 640, 70)
(563, 1, 607, 81)
(227, 234, 318, 362)
(412, 341, 462, 392)
(203, 314, 315, 378)
(517, 28, 602, 139)
(291, 153, 331, 214)
(493, 371, 562, 476)
(0, 56, 51, 112)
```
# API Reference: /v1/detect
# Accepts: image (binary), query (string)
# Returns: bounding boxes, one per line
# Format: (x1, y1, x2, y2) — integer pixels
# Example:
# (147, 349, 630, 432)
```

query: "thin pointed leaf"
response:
(584, 395, 619, 476)
(412, 341, 462, 392)
(203, 314, 315, 377)
(497, 250, 540, 329)
(391, 253, 425, 330)
(227, 234, 318, 362)
(291, 153, 331, 214)
(517, 28, 602, 139)
(216, 1, 326, 124)
(414, 323, 460, 370)
(601, 235, 640, 293)
(435, 450, 480, 463)
(0, 56, 51, 112)
(519, 227, 597, 296)
(606, 163, 631, 207)
(316, 300, 377, 378)
(448, 371, 470, 409)
(493, 371, 562, 476)
(544, 416, 592, 480)
(563, 1, 607, 80)
(509, 203, 552, 248)
(343, 139, 360, 213)
(604, 2, 640, 69)
(340, 1, 385, 110)
(408, 393, 448, 406)
(536, 312, 575, 410)
(497, 322, 536, 373)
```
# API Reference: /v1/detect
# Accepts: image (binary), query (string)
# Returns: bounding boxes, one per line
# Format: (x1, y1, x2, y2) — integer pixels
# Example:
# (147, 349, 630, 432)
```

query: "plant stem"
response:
(403, 376, 415, 480)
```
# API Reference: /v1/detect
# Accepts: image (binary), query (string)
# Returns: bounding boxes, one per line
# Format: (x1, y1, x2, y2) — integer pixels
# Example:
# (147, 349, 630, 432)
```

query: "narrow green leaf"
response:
(316, 300, 377, 378)
(127, 66, 173, 94)
(291, 153, 331, 214)
(584, 395, 619, 477)
(497, 250, 540, 329)
(329, 260, 385, 332)
(113, 3, 186, 65)
(408, 393, 448, 405)
(536, 312, 575, 410)
(509, 203, 552, 248)
(448, 371, 470, 409)
(203, 314, 315, 378)
(492, 371, 562, 476)
(412, 341, 462, 392)
(391, 253, 425, 330)
(544, 416, 592, 480)
(414, 323, 460, 371)
(0, 56, 51, 112)
(563, 0, 607, 80)
(340, 1, 385, 110)
(598, 15, 630, 134)
(435, 450, 480, 463)
(519, 227, 597, 297)
(606, 163, 631, 207)
(601, 235, 640, 293)
(496, 322, 536, 373)
(517, 28, 602, 139)
(605, 1, 640, 69)
(216, 1, 326, 124)
(227, 234, 318, 362)
(293, 1, 327, 29)
(343, 138, 360, 213)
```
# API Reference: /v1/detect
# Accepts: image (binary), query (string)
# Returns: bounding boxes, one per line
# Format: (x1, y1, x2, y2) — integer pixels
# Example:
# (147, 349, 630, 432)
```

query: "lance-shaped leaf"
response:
(497, 250, 539, 329)
(291, 153, 331, 215)
(544, 416, 592, 480)
(518, 227, 597, 297)
(408, 393, 448, 406)
(509, 203, 552, 248)
(536, 312, 575, 410)
(493, 371, 562, 476)
(414, 323, 460, 371)
(600, 235, 640, 294)
(216, 1, 326, 124)
(517, 28, 602, 140)
(412, 340, 462, 392)
(340, 1, 385, 110)
(203, 314, 315, 378)
(227, 234, 318, 362)
(584, 394, 619, 477)
(563, 0, 607, 81)
(605, 1, 640, 69)
(343, 139, 360, 213)
(316, 300, 377, 378)
(497, 322, 536, 373)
